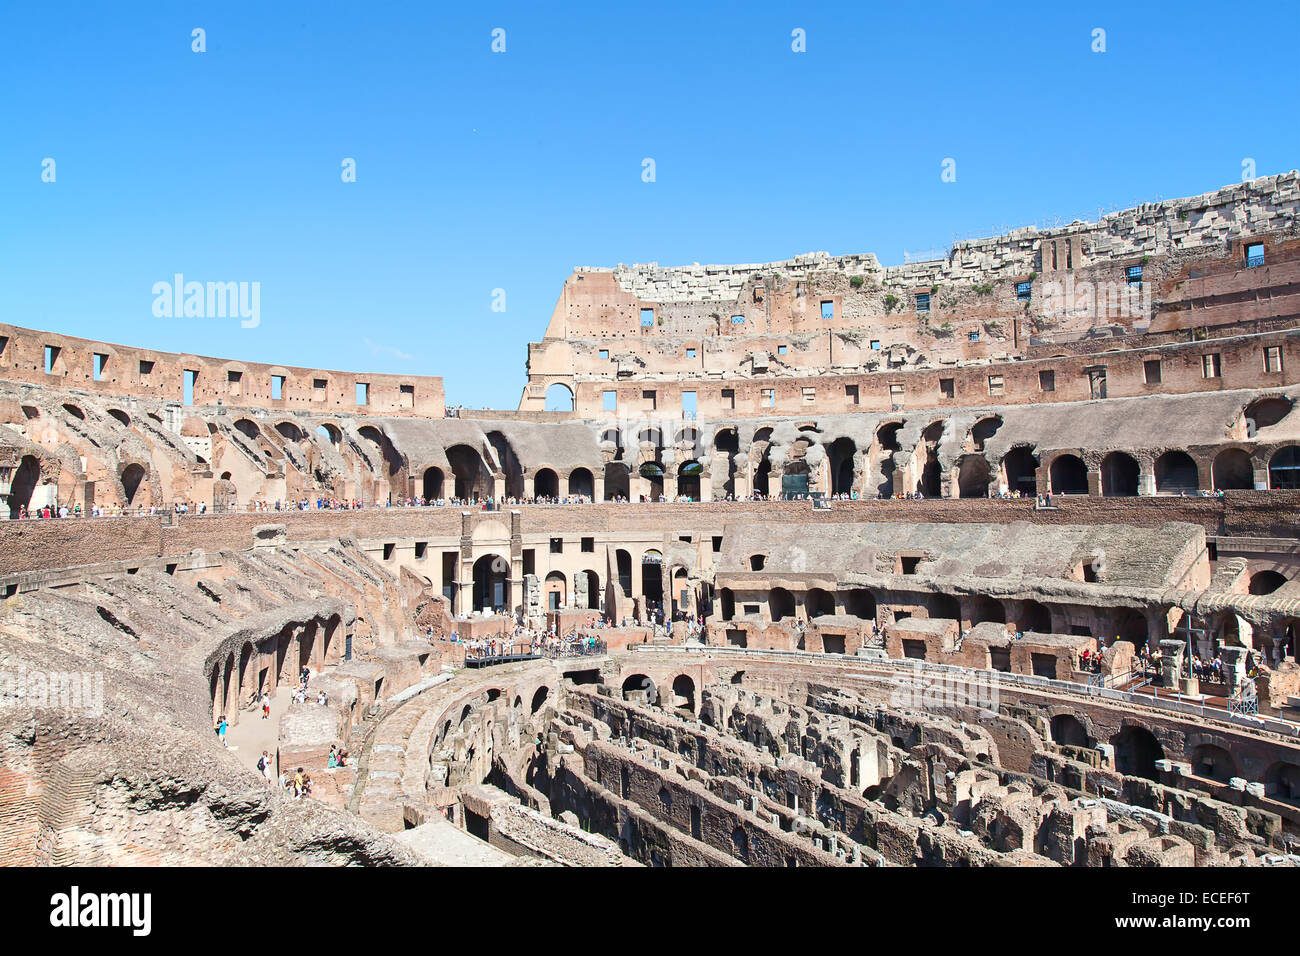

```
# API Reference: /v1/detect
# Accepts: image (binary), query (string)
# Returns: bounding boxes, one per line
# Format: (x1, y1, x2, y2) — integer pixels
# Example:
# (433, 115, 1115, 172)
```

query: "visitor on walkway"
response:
(216, 715, 228, 746)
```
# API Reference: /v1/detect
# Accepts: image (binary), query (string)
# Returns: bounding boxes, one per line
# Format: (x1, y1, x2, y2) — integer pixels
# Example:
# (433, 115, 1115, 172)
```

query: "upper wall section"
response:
(0, 322, 445, 417)
(521, 173, 1300, 411)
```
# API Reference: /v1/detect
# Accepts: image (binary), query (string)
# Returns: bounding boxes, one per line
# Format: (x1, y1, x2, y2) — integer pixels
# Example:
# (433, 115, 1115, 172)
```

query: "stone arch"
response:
(531, 685, 550, 714)
(544, 570, 567, 610)
(107, 408, 131, 427)
(1154, 450, 1199, 494)
(1050, 714, 1089, 747)
(120, 463, 147, 506)
(1116, 608, 1149, 647)
(970, 415, 1003, 451)
(1002, 446, 1039, 495)
(1191, 744, 1237, 782)
(1100, 451, 1140, 497)
(7, 455, 40, 518)
(545, 382, 575, 411)
(472, 554, 509, 612)
(957, 455, 991, 498)
(828, 437, 856, 495)
(447, 444, 492, 499)
(533, 467, 559, 499)
(1244, 395, 1293, 431)
(233, 418, 261, 440)
(929, 594, 961, 620)
(967, 595, 1006, 625)
(1019, 600, 1052, 633)
(805, 588, 834, 618)
(422, 466, 445, 500)
(718, 587, 735, 621)
(1249, 570, 1287, 595)
(770, 587, 795, 622)
(676, 460, 701, 500)
(568, 467, 594, 499)
(603, 461, 629, 500)
(1049, 453, 1088, 495)
(1112, 725, 1164, 781)
(1264, 761, 1300, 801)
(1212, 448, 1254, 490)
(316, 422, 342, 445)
(1268, 445, 1300, 490)
(275, 421, 304, 442)
(621, 673, 657, 705)
(671, 674, 696, 713)
(845, 588, 876, 619)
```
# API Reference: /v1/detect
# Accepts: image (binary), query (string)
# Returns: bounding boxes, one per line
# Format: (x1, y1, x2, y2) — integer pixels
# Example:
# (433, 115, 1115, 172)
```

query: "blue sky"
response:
(2, 1, 1297, 408)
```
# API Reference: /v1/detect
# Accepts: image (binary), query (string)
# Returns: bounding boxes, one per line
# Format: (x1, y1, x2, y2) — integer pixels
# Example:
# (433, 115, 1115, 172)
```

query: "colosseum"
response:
(4, 173, 1300, 869)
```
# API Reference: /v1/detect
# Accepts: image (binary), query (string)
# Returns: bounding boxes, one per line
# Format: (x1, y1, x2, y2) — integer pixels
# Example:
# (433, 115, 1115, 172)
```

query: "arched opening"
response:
(970, 416, 1003, 452)
(603, 462, 629, 500)
(120, 463, 146, 505)
(845, 588, 876, 620)
(1050, 714, 1089, 747)
(544, 383, 575, 411)
(1019, 600, 1052, 633)
(316, 423, 341, 445)
(874, 422, 902, 497)
(829, 437, 856, 495)
(1245, 396, 1293, 431)
(1117, 609, 1149, 647)
(1002, 446, 1039, 496)
(544, 571, 567, 611)
(957, 455, 991, 498)
(1249, 570, 1287, 595)
(929, 594, 961, 620)
(534, 468, 559, 499)
(1212, 448, 1254, 491)
(621, 673, 657, 705)
(671, 674, 696, 713)
(107, 409, 131, 427)
(616, 549, 632, 595)
(719, 588, 735, 621)
(1154, 450, 1199, 494)
(641, 550, 662, 611)
(713, 428, 739, 497)
(7, 455, 39, 518)
(447, 444, 492, 500)
(233, 418, 260, 440)
(781, 458, 810, 499)
(805, 588, 834, 618)
(640, 462, 664, 500)
(770, 587, 795, 622)
(580, 569, 601, 610)
(1264, 762, 1300, 802)
(275, 421, 304, 442)
(568, 467, 594, 499)
(1112, 726, 1164, 781)
(1268, 446, 1300, 490)
(422, 466, 444, 500)
(670, 567, 689, 617)
(1100, 451, 1139, 497)
(62, 403, 85, 420)
(1191, 744, 1237, 783)
(531, 686, 550, 714)
(1049, 454, 1088, 495)
(968, 596, 1005, 625)
(677, 460, 702, 500)
(472, 554, 508, 613)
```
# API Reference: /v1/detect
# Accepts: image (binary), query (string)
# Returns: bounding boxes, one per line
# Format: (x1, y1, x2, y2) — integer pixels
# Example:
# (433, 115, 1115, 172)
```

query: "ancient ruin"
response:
(4, 173, 1300, 867)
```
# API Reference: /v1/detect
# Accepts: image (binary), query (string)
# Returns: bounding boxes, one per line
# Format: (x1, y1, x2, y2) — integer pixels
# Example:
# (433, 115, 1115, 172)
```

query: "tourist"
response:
(216, 715, 228, 747)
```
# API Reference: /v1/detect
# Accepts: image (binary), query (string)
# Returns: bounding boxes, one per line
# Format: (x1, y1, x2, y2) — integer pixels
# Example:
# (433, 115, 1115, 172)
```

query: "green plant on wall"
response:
(850, 275, 865, 289)
(883, 293, 899, 313)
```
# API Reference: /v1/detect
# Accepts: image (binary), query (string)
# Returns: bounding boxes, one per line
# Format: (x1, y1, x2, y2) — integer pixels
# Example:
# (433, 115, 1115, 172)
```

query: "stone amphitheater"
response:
(4, 174, 1300, 867)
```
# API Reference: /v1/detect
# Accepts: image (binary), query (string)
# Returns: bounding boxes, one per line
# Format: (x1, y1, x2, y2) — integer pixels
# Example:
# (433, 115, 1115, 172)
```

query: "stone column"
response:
(1138, 468, 1156, 496)
(1087, 470, 1101, 496)
(1158, 639, 1185, 689)
(1219, 646, 1248, 690)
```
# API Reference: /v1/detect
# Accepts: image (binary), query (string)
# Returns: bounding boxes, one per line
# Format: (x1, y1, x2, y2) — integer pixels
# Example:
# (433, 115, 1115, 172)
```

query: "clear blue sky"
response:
(2, 1, 1297, 408)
